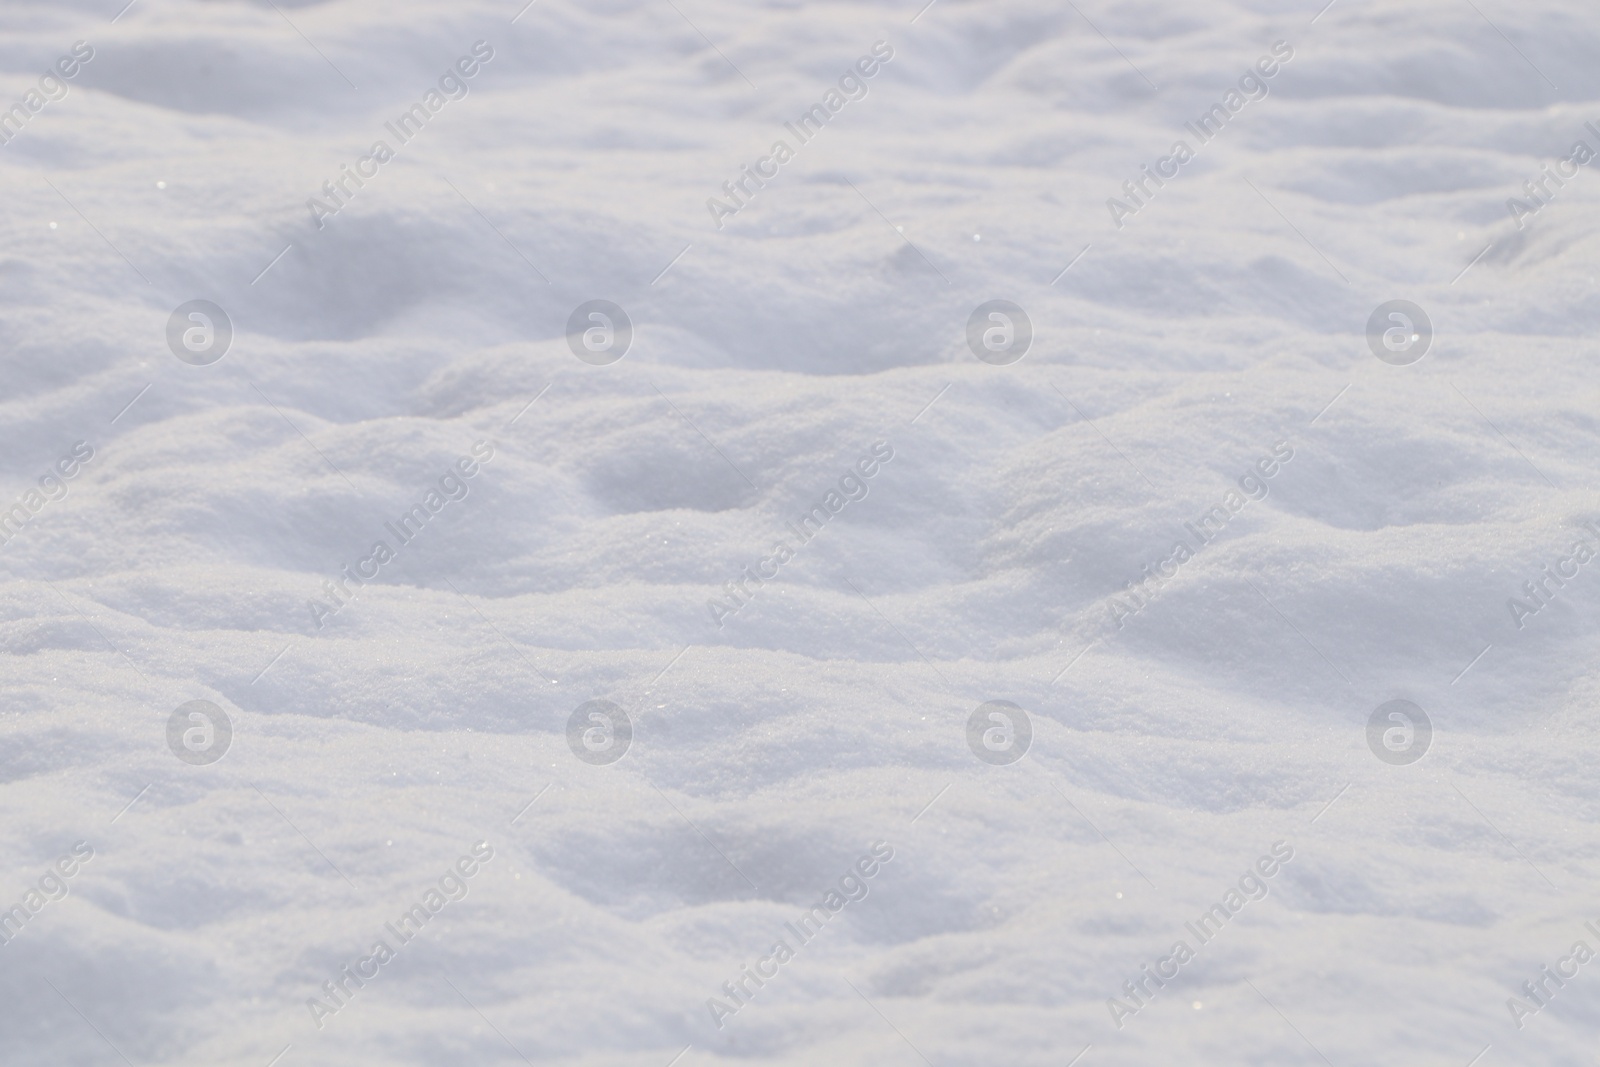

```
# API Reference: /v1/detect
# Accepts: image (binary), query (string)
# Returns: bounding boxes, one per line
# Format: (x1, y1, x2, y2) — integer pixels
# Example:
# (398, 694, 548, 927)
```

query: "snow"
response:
(2, 0, 1598, 1064)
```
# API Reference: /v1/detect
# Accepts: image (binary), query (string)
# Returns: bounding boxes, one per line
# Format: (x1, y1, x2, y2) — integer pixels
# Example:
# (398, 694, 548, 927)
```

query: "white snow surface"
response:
(2, 0, 1599, 1063)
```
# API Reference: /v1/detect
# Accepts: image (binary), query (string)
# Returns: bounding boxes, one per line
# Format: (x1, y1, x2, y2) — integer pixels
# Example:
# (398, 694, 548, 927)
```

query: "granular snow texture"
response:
(2, 0, 1599, 1064)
